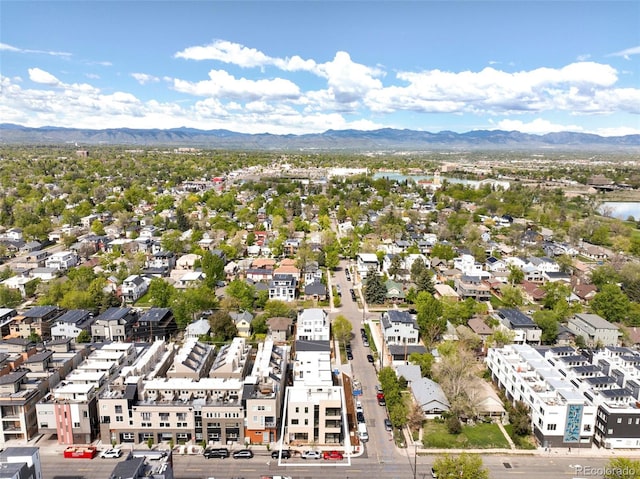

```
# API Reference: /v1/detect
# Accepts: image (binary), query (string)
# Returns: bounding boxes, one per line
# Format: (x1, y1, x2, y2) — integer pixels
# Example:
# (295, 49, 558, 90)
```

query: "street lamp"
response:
(413, 443, 418, 479)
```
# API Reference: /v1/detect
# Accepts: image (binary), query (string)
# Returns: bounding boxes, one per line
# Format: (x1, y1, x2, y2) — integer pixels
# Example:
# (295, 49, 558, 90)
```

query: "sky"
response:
(1, 1, 639, 136)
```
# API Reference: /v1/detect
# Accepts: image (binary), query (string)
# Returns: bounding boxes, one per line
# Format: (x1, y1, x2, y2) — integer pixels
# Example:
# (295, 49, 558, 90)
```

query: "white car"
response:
(301, 450, 321, 459)
(100, 448, 122, 459)
(355, 400, 363, 413)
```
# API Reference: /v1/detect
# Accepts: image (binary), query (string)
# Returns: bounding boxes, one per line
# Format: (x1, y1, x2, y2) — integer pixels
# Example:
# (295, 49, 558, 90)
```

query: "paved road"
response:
(39, 449, 613, 479)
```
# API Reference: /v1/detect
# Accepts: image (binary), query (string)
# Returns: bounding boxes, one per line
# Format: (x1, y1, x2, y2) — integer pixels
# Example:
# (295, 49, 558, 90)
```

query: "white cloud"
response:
(495, 118, 584, 134)
(1, 42, 71, 57)
(85, 73, 100, 79)
(175, 40, 272, 67)
(28, 68, 61, 86)
(171, 69, 300, 101)
(315, 51, 384, 104)
(608, 45, 640, 60)
(132, 73, 160, 85)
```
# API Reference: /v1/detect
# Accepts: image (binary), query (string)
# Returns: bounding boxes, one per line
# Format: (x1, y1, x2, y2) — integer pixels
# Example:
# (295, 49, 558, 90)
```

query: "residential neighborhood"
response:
(0, 149, 640, 479)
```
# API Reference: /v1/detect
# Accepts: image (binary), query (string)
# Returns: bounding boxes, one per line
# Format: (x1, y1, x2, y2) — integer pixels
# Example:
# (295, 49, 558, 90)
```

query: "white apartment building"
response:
(486, 344, 596, 448)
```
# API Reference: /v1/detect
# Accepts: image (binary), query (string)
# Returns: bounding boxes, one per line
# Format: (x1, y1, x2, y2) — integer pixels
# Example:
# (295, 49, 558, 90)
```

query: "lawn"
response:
(422, 420, 510, 449)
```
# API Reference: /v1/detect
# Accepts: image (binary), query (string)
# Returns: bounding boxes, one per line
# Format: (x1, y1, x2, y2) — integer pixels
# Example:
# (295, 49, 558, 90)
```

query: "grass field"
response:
(422, 420, 510, 449)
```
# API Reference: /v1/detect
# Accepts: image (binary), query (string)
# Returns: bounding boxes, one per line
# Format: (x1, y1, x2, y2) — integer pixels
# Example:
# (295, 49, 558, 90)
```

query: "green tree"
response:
(148, 278, 176, 308)
(91, 219, 106, 235)
(28, 332, 42, 344)
(431, 243, 455, 261)
(432, 453, 489, 479)
(388, 254, 402, 280)
(408, 352, 434, 378)
(507, 265, 524, 285)
(208, 310, 238, 342)
(533, 310, 559, 344)
(542, 282, 570, 310)
(262, 300, 294, 319)
(226, 280, 256, 312)
(332, 315, 353, 346)
(603, 457, 640, 479)
(363, 271, 386, 304)
(201, 251, 225, 289)
(591, 284, 630, 324)
(76, 330, 92, 343)
(501, 285, 524, 307)
(251, 315, 268, 335)
(0, 285, 22, 308)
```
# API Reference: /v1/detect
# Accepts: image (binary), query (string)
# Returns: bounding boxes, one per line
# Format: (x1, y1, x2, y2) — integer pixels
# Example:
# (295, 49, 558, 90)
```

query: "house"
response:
(467, 316, 494, 344)
(454, 254, 489, 278)
(1, 275, 33, 298)
(29, 267, 57, 281)
(395, 364, 449, 417)
(273, 262, 300, 281)
(230, 311, 254, 338)
(356, 253, 379, 279)
(296, 309, 329, 341)
(385, 279, 405, 303)
(520, 280, 546, 303)
(304, 281, 327, 301)
(245, 268, 273, 282)
(132, 307, 177, 341)
(573, 283, 598, 303)
(91, 307, 137, 342)
(455, 275, 491, 301)
(433, 284, 460, 301)
(494, 308, 541, 345)
(8, 305, 63, 340)
(266, 316, 293, 342)
(567, 313, 621, 347)
(381, 310, 420, 346)
(174, 271, 205, 289)
(268, 274, 297, 302)
(175, 253, 201, 270)
(50, 309, 95, 340)
(143, 251, 176, 277)
(185, 318, 210, 339)
(120, 275, 150, 303)
(485, 256, 507, 272)
(302, 261, 322, 286)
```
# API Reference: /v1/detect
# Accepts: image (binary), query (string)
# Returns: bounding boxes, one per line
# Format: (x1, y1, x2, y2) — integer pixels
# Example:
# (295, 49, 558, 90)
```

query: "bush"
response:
(446, 416, 462, 434)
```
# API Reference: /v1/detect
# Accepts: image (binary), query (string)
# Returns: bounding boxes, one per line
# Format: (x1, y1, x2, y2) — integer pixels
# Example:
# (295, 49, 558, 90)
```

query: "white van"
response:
(358, 422, 369, 442)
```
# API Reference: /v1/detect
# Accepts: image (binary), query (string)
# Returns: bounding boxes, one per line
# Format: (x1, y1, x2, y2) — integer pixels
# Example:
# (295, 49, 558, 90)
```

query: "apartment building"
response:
(487, 344, 596, 448)
(8, 306, 63, 340)
(243, 339, 289, 444)
(166, 339, 216, 380)
(209, 337, 251, 379)
(567, 313, 621, 348)
(132, 307, 177, 342)
(0, 447, 43, 479)
(283, 309, 348, 447)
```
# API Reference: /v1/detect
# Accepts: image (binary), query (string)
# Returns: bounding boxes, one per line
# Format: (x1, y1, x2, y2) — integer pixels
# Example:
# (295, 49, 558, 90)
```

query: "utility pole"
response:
(413, 444, 418, 479)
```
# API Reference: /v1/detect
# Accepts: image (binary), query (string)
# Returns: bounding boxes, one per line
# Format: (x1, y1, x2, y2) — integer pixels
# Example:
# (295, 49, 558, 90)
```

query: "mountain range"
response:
(1, 123, 639, 151)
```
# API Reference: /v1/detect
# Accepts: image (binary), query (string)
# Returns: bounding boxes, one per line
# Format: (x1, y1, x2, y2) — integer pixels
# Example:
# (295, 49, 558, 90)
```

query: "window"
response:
(295, 407, 299, 413)
(546, 424, 557, 431)
(73, 422, 80, 428)
(141, 412, 151, 421)
(115, 405, 123, 414)
(83, 411, 88, 418)
(160, 413, 170, 421)
(40, 423, 48, 428)
(617, 418, 623, 424)
(177, 413, 187, 421)
(116, 416, 123, 422)
(291, 419, 299, 425)
(304, 407, 308, 413)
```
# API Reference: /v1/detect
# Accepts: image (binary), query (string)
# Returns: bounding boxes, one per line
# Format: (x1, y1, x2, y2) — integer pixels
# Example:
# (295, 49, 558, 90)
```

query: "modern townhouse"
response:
(91, 307, 138, 342)
(120, 275, 150, 303)
(209, 338, 252, 379)
(268, 274, 297, 302)
(494, 308, 542, 345)
(44, 251, 78, 271)
(356, 253, 379, 279)
(243, 339, 289, 444)
(131, 307, 177, 342)
(487, 344, 596, 448)
(50, 310, 95, 341)
(296, 309, 329, 341)
(8, 306, 64, 341)
(454, 275, 491, 301)
(166, 339, 216, 380)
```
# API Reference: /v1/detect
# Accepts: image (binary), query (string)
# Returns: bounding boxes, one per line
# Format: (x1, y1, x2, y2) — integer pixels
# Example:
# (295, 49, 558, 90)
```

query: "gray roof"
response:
(295, 339, 330, 352)
(109, 456, 145, 479)
(97, 307, 133, 321)
(573, 313, 619, 330)
(56, 309, 92, 325)
(139, 307, 172, 323)
(381, 310, 416, 330)
(497, 308, 536, 328)
(396, 364, 449, 412)
(22, 305, 58, 318)
(304, 281, 327, 295)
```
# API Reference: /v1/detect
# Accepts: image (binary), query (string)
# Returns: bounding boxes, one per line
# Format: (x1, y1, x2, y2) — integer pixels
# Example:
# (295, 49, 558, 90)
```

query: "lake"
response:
(598, 201, 640, 220)
(372, 171, 479, 187)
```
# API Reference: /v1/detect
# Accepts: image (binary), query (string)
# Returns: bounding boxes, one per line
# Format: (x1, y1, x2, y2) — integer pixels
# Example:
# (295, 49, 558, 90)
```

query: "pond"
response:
(598, 201, 640, 220)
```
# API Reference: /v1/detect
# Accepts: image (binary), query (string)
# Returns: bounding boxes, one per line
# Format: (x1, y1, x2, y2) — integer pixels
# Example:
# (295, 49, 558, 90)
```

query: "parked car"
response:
(377, 391, 385, 401)
(384, 418, 393, 431)
(378, 397, 386, 406)
(431, 467, 438, 478)
(336, 285, 342, 296)
(301, 450, 321, 459)
(363, 339, 369, 347)
(355, 400, 363, 413)
(367, 354, 374, 363)
(323, 450, 344, 460)
(357, 411, 365, 423)
(271, 449, 291, 459)
(203, 447, 230, 459)
(360, 328, 366, 336)
(100, 448, 122, 459)
(375, 384, 383, 393)
(232, 449, 254, 459)
(346, 351, 353, 360)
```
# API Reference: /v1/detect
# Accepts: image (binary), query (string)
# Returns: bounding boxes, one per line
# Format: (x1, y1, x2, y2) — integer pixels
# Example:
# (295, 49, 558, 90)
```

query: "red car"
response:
(376, 392, 385, 401)
(323, 450, 344, 460)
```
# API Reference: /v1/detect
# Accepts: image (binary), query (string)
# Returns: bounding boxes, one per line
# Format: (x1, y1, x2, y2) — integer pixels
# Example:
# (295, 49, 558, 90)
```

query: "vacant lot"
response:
(422, 420, 510, 449)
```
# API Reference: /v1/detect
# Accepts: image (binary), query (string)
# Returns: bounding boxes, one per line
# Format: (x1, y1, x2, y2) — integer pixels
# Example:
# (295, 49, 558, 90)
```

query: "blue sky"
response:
(1, 1, 639, 135)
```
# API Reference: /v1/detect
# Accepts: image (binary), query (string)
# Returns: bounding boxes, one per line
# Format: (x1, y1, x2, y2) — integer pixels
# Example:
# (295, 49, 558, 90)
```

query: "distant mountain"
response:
(0, 123, 638, 151)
